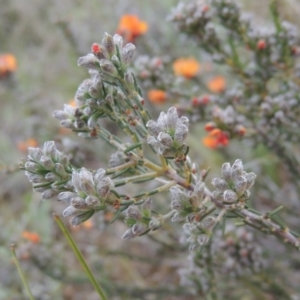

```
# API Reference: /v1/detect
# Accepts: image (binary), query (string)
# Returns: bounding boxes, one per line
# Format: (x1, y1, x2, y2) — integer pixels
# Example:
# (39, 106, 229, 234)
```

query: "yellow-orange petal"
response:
(0, 54, 17, 74)
(147, 89, 167, 104)
(207, 76, 226, 93)
(22, 231, 40, 243)
(202, 136, 218, 149)
(173, 57, 200, 79)
(82, 219, 94, 229)
(68, 99, 76, 107)
(117, 15, 148, 42)
(17, 138, 38, 152)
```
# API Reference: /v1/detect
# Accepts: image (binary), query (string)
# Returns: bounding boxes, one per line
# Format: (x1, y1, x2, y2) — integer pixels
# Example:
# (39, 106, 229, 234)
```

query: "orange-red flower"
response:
(116, 15, 148, 42)
(68, 99, 76, 107)
(207, 76, 226, 93)
(0, 53, 17, 77)
(17, 138, 38, 152)
(173, 57, 200, 79)
(202, 128, 229, 149)
(147, 89, 167, 104)
(22, 231, 40, 243)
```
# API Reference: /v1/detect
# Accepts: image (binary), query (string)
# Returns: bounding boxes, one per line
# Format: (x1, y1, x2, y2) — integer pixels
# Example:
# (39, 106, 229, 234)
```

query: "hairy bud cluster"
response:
(146, 107, 189, 160)
(122, 198, 162, 239)
(212, 159, 256, 204)
(21, 141, 72, 200)
(170, 181, 215, 251)
(58, 168, 114, 226)
(169, 1, 220, 52)
(54, 32, 138, 138)
(134, 55, 172, 90)
(218, 226, 264, 276)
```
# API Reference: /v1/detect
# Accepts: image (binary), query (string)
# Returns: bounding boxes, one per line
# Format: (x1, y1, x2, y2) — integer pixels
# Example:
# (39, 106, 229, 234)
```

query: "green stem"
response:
(106, 160, 136, 174)
(206, 243, 218, 300)
(53, 215, 108, 300)
(10, 244, 35, 300)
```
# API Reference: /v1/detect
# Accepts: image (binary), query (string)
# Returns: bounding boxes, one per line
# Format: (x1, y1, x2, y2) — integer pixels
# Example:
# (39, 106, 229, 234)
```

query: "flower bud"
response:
(126, 206, 142, 220)
(62, 205, 81, 217)
(25, 161, 39, 173)
(149, 217, 162, 230)
(197, 234, 209, 246)
(113, 34, 123, 50)
(122, 228, 135, 240)
(132, 223, 146, 235)
(234, 176, 247, 196)
(221, 162, 232, 182)
(54, 163, 67, 177)
(71, 210, 94, 227)
(85, 195, 100, 207)
(78, 54, 101, 70)
(102, 33, 115, 56)
(211, 178, 229, 191)
(43, 141, 57, 158)
(124, 71, 135, 88)
(171, 200, 182, 210)
(121, 43, 136, 64)
(28, 147, 43, 162)
(71, 196, 87, 209)
(231, 159, 243, 180)
(223, 190, 238, 203)
(53, 110, 69, 121)
(245, 172, 256, 189)
(58, 192, 77, 202)
(42, 189, 57, 200)
(45, 172, 57, 181)
(100, 59, 118, 76)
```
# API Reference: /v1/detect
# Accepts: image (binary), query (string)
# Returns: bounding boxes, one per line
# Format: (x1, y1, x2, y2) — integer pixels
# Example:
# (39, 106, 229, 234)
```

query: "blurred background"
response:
(1, 0, 300, 299)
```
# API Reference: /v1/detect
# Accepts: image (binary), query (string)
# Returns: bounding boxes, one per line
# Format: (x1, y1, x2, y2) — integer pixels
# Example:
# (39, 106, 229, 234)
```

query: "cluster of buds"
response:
(54, 32, 142, 139)
(170, 181, 216, 251)
(258, 91, 300, 143)
(146, 107, 189, 161)
(122, 198, 162, 239)
(21, 141, 72, 200)
(134, 55, 172, 90)
(58, 168, 114, 226)
(217, 226, 264, 276)
(169, 1, 220, 52)
(212, 159, 256, 204)
(205, 105, 246, 137)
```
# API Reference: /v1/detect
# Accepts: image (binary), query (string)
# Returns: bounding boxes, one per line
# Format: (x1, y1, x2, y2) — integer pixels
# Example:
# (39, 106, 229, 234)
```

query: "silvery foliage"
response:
(170, 181, 215, 251)
(146, 107, 189, 159)
(212, 159, 256, 204)
(58, 168, 114, 226)
(170, 181, 205, 222)
(24, 141, 71, 200)
(122, 198, 161, 239)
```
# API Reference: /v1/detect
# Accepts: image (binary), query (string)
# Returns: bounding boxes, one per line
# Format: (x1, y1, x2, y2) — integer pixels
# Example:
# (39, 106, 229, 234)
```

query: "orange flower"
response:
(207, 76, 226, 93)
(116, 15, 148, 42)
(147, 89, 167, 104)
(22, 231, 40, 243)
(173, 57, 200, 79)
(0, 53, 17, 77)
(17, 138, 38, 152)
(68, 99, 76, 107)
(82, 219, 94, 229)
(202, 129, 229, 149)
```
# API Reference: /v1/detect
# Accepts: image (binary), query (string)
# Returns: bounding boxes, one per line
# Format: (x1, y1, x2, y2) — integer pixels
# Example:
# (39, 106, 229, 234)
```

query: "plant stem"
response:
(53, 214, 108, 300)
(10, 244, 35, 300)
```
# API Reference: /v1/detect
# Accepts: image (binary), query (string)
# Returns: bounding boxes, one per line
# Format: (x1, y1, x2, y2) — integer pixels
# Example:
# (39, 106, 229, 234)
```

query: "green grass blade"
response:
(53, 214, 108, 300)
(10, 244, 35, 300)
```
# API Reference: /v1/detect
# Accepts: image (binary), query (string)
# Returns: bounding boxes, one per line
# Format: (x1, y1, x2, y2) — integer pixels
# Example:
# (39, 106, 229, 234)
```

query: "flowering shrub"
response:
(18, 0, 300, 299)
